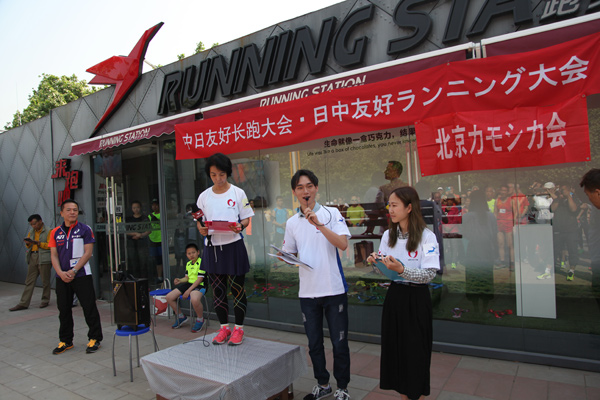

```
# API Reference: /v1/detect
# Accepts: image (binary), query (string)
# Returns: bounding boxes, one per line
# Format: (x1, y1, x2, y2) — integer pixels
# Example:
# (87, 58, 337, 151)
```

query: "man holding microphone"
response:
(281, 170, 352, 400)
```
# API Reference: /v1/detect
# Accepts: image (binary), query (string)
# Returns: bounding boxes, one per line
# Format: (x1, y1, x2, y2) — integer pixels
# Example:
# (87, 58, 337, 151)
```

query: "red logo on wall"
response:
(87, 23, 163, 135)
(51, 159, 82, 207)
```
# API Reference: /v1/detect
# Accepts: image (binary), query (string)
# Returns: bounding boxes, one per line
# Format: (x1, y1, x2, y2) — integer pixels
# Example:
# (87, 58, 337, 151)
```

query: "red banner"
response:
(415, 96, 590, 176)
(175, 31, 600, 161)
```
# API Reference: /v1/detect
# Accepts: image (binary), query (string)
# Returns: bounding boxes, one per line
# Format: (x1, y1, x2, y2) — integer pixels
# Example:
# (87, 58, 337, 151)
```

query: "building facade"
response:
(1, 0, 599, 371)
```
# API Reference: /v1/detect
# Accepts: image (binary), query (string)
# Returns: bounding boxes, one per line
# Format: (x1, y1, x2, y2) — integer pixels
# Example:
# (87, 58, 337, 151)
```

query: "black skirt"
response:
(380, 282, 432, 399)
(202, 239, 251, 276)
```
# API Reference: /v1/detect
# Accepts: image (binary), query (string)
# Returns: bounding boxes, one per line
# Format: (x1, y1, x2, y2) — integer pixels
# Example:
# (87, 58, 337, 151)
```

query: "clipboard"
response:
(268, 244, 313, 271)
(206, 220, 237, 233)
(371, 260, 403, 281)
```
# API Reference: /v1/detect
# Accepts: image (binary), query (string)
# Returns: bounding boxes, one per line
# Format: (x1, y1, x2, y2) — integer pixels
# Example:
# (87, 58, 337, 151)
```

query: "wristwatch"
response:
(71, 268, 78, 275)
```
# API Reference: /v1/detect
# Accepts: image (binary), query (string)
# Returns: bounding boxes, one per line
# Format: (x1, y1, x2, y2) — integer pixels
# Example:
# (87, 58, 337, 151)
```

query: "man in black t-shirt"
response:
(126, 200, 149, 277)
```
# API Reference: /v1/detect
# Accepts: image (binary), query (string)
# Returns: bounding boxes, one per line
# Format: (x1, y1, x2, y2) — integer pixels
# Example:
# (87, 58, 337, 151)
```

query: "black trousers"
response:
(56, 275, 103, 343)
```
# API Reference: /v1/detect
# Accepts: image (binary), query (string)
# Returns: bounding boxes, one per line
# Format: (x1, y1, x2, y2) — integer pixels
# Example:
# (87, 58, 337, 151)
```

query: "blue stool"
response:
(112, 323, 159, 382)
(175, 287, 209, 331)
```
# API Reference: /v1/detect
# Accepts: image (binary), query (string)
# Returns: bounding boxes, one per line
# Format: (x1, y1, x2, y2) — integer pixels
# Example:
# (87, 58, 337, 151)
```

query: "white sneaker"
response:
(303, 384, 332, 400)
(334, 388, 350, 400)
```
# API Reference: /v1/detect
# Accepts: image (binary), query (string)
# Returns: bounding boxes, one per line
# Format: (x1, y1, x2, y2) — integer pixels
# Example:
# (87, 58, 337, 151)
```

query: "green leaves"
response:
(4, 73, 96, 130)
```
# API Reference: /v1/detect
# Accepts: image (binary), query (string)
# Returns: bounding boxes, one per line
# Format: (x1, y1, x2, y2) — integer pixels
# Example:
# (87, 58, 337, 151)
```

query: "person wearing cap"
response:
(144, 199, 163, 284)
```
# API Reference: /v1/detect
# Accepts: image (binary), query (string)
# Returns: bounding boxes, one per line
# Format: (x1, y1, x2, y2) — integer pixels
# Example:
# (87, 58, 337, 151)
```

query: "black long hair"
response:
(387, 186, 426, 252)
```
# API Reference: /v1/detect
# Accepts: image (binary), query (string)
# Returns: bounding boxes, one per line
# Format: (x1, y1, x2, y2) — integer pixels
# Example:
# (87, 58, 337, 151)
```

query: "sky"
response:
(0, 0, 343, 128)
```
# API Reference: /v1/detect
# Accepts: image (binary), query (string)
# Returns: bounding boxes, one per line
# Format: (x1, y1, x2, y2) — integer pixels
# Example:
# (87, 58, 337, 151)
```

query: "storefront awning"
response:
(69, 110, 198, 156)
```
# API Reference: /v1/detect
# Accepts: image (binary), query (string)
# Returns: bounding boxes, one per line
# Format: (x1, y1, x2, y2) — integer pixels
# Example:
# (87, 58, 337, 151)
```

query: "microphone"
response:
(192, 209, 205, 227)
(299, 197, 310, 219)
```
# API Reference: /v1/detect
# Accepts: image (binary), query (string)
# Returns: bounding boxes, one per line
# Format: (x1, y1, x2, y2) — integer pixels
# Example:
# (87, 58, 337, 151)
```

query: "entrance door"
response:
(93, 144, 161, 300)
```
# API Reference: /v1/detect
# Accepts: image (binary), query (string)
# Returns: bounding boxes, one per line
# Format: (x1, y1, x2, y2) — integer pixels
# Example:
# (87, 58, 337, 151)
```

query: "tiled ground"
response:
(1, 281, 599, 399)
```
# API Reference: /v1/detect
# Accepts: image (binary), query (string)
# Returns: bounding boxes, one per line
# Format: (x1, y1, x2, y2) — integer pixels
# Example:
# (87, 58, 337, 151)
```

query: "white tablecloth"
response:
(141, 334, 307, 400)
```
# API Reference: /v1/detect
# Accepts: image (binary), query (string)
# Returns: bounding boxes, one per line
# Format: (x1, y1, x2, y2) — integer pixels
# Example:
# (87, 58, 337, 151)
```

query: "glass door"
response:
(93, 144, 161, 300)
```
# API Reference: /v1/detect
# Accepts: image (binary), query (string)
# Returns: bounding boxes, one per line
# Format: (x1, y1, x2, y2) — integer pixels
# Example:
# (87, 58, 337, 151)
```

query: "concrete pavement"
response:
(1, 281, 600, 400)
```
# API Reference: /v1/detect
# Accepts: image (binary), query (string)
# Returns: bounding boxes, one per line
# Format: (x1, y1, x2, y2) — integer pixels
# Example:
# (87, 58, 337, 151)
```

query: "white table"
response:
(141, 334, 308, 400)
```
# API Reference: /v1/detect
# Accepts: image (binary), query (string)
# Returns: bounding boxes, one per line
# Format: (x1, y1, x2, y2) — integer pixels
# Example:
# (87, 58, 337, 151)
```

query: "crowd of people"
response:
(420, 180, 593, 281)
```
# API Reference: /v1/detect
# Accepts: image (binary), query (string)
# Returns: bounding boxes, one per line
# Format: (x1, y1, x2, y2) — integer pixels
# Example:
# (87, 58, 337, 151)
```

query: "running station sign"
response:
(175, 31, 600, 174)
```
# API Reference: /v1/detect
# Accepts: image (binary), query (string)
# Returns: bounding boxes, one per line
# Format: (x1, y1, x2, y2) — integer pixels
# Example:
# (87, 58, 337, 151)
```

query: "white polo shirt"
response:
(283, 203, 351, 298)
(196, 184, 254, 246)
(377, 228, 440, 283)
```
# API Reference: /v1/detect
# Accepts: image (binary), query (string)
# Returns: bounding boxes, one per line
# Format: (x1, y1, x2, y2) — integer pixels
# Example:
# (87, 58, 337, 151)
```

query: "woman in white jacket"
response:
(367, 186, 440, 400)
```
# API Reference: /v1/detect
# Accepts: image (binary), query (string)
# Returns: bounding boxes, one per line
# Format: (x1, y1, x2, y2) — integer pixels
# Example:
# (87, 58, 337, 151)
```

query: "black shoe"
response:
(52, 342, 74, 355)
(86, 339, 101, 353)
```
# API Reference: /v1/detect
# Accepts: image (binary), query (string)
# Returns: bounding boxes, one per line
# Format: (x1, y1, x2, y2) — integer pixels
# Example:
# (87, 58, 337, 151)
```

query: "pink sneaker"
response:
(228, 327, 244, 346)
(212, 326, 231, 345)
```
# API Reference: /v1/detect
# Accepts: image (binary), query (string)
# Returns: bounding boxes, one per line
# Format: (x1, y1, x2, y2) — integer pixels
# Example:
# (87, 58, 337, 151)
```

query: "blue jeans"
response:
(300, 293, 350, 389)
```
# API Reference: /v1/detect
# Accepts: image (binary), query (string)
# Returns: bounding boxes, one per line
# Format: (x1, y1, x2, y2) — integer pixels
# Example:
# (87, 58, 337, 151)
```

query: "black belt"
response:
(30, 251, 39, 253)
(393, 281, 426, 287)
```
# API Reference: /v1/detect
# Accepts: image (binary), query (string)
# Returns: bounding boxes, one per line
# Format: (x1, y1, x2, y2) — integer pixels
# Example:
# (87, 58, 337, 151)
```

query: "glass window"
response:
(159, 101, 599, 360)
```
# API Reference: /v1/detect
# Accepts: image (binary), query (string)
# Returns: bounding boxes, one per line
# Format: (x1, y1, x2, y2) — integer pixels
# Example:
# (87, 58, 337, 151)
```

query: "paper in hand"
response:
(268, 244, 313, 270)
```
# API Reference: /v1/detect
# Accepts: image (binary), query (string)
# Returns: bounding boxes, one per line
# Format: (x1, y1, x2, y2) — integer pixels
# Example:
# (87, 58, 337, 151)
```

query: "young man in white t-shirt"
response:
(282, 170, 351, 400)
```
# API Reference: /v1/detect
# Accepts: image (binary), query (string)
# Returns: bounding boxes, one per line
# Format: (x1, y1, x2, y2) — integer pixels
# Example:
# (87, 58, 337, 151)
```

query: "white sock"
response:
(196, 317, 204, 322)
(234, 324, 244, 331)
(179, 313, 185, 318)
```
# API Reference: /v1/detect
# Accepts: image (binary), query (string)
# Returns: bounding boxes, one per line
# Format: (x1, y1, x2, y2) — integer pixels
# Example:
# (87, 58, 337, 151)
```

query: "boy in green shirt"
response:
(166, 243, 206, 332)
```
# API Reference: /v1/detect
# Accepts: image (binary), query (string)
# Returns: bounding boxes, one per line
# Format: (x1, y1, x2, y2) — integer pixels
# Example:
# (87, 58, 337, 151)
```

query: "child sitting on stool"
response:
(166, 243, 206, 332)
